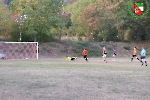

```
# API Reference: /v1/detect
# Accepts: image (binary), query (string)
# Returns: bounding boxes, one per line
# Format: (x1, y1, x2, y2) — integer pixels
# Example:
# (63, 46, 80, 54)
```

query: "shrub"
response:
(42, 46, 47, 51)
(107, 46, 113, 50)
(124, 46, 130, 50)
(77, 41, 89, 47)
(88, 50, 101, 57)
(99, 44, 106, 47)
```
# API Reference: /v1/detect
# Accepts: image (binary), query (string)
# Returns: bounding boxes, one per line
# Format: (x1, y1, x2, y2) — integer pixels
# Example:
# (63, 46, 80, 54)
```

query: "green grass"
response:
(0, 58, 150, 100)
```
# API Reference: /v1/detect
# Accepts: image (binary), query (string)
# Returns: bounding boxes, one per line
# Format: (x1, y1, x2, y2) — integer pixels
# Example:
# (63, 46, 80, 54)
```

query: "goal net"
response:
(0, 42, 38, 59)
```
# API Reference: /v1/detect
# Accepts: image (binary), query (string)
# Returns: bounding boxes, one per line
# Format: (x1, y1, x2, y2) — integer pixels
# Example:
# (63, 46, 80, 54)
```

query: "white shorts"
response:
(103, 54, 106, 58)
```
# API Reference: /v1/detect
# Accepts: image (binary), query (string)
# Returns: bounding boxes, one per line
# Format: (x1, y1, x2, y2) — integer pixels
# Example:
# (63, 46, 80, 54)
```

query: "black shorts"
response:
(71, 58, 75, 60)
(132, 55, 137, 57)
(114, 53, 116, 55)
(141, 56, 146, 59)
(83, 55, 87, 58)
(71, 57, 77, 60)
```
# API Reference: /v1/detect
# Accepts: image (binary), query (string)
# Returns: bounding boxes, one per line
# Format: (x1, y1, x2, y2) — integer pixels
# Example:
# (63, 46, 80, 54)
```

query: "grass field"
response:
(0, 58, 150, 100)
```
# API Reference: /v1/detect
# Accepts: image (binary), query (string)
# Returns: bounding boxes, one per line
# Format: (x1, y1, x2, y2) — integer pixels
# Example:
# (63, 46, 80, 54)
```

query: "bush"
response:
(107, 46, 113, 50)
(124, 46, 130, 50)
(99, 44, 106, 47)
(77, 41, 89, 47)
(42, 46, 47, 51)
(88, 50, 101, 57)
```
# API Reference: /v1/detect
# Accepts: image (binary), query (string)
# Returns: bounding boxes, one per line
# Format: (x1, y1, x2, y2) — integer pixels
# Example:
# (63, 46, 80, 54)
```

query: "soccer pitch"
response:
(0, 58, 150, 100)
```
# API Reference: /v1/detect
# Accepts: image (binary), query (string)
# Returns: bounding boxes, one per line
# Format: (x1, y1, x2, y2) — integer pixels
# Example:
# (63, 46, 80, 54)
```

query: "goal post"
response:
(0, 42, 38, 60)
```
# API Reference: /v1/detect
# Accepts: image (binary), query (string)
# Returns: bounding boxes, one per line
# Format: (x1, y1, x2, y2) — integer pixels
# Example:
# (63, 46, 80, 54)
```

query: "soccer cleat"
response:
(86, 58, 88, 62)
(131, 58, 133, 62)
(145, 61, 147, 66)
(141, 63, 144, 66)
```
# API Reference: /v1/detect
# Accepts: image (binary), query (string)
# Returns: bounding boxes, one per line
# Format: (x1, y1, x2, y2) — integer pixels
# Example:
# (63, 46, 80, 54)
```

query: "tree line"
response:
(0, 0, 150, 42)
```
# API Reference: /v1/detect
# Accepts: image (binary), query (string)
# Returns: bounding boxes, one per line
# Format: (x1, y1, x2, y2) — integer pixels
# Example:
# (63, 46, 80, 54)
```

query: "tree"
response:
(115, 0, 150, 41)
(9, 0, 65, 42)
(0, 0, 12, 40)
(64, 0, 123, 41)
(79, 5, 101, 41)
(64, 0, 150, 42)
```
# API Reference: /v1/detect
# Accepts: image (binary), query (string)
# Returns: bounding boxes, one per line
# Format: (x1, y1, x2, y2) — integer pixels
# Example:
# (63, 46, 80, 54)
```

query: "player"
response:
(140, 47, 147, 66)
(112, 48, 116, 61)
(66, 56, 77, 61)
(0, 54, 6, 60)
(131, 47, 140, 62)
(82, 49, 88, 61)
(102, 46, 107, 63)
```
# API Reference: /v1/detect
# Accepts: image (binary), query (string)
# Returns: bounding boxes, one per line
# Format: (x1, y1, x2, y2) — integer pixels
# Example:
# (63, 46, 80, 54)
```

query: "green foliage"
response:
(4, 0, 150, 42)
(101, 23, 119, 41)
(99, 44, 106, 47)
(114, 0, 150, 41)
(64, 0, 96, 23)
(64, 0, 150, 42)
(107, 46, 113, 51)
(123, 46, 130, 50)
(77, 41, 89, 48)
(88, 49, 101, 57)
(9, 0, 65, 42)
(9, 23, 20, 41)
(0, 0, 12, 40)
(42, 46, 47, 51)
(64, 0, 123, 42)
(72, 41, 90, 56)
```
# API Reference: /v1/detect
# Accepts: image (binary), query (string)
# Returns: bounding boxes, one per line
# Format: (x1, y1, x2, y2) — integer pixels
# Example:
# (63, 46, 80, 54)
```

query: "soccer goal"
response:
(0, 42, 38, 59)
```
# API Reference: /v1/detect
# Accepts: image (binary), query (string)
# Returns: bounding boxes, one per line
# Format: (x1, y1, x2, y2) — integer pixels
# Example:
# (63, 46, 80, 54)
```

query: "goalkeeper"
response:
(66, 56, 77, 61)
